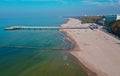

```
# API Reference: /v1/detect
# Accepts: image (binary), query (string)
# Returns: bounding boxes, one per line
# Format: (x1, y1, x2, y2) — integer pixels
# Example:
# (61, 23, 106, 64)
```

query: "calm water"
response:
(0, 17, 88, 76)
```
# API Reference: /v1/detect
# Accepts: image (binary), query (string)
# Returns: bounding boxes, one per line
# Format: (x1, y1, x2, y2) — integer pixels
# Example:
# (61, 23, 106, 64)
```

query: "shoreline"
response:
(60, 18, 120, 76)
(65, 30, 97, 76)
(60, 19, 97, 76)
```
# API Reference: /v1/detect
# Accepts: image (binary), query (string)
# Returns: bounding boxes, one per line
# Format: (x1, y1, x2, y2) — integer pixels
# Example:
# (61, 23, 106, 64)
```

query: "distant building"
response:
(84, 14, 87, 16)
(97, 14, 120, 25)
(116, 14, 120, 20)
(105, 14, 120, 22)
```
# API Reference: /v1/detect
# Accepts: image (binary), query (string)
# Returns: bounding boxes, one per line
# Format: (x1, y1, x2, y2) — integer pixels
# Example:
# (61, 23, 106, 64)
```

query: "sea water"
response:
(0, 17, 88, 76)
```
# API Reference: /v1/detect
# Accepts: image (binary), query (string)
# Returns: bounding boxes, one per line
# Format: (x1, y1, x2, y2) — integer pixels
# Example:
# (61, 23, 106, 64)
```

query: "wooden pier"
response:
(4, 26, 90, 30)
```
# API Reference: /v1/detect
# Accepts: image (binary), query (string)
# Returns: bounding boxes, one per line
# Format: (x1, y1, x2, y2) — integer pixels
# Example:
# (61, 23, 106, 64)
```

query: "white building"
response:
(116, 14, 120, 20)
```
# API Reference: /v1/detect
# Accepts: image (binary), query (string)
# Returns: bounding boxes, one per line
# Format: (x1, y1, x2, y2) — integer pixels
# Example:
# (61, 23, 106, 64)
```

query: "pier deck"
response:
(4, 26, 90, 30)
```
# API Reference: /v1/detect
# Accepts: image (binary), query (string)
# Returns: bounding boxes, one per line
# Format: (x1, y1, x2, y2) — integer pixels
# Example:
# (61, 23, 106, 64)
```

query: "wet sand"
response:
(61, 18, 120, 76)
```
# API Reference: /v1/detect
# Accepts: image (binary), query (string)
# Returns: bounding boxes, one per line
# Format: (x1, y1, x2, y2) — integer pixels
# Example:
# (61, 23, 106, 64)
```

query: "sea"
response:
(0, 17, 88, 76)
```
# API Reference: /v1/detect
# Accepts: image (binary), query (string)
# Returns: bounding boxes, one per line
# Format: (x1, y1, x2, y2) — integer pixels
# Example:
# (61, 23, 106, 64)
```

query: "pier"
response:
(4, 26, 91, 30)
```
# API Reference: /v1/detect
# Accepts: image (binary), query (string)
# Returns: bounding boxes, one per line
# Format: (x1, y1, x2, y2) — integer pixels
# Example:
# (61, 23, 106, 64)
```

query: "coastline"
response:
(60, 18, 120, 76)
(63, 30, 97, 76)
(60, 18, 97, 76)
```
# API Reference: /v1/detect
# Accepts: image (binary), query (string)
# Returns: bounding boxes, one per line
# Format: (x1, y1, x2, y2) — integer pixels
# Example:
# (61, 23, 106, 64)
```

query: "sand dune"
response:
(61, 18, 120, 76)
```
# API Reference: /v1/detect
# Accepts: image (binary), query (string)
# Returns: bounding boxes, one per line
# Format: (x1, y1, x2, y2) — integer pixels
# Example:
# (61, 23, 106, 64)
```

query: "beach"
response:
(61, 18, 120, 76)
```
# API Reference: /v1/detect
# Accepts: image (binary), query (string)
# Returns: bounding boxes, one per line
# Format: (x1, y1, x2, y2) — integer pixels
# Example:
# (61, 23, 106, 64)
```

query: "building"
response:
(116, 14, 120, 20)
(97, 14, 120, 25)
(105, 14, 120, 22)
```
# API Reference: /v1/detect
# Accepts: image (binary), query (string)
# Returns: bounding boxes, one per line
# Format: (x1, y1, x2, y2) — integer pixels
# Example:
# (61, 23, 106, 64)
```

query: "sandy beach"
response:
(61, 18, 120, 76)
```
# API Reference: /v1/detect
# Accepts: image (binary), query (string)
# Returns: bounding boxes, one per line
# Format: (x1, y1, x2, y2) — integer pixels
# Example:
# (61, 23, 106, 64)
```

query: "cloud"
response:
(119, 0, 120, 4)
(2, 0, 120, 6)
(82, 1, 102, 5)
(82, 0, 120, 6)
(3, 0, 65, 2)
(3, 0, 67, 4)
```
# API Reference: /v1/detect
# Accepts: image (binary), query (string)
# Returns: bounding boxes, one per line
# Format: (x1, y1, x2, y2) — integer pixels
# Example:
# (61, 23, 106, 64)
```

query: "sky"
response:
(0, 0, 120, 17)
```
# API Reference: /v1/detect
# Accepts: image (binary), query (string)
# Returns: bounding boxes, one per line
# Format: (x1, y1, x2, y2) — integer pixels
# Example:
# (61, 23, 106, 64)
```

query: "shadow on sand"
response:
(116, 43, 120, 44)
